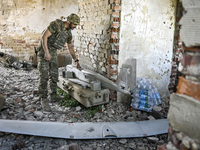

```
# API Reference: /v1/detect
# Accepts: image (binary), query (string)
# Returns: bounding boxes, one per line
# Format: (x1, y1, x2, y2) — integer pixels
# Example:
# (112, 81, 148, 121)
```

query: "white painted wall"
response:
(119, 0, 176, 96)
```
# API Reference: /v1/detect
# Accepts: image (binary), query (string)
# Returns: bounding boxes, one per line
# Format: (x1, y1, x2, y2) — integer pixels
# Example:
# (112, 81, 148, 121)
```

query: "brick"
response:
(114, 0, 121, 4)
(109, 39, 119, 43)
(111, 33, 118, 39)
(112, 11, 119, 17)
(110, 50, 119, 55)
(110, 60, 118, 65)
(113, 5, 120, 11)
(111, 28, 119, 32)
(110, 70, 118, 74)
(115, 45, 119, 50)
(112, 22, 119, 28)
(157, 144, 167, 150)
(113, 17, 120, 22)
(109, 94, 117, 99)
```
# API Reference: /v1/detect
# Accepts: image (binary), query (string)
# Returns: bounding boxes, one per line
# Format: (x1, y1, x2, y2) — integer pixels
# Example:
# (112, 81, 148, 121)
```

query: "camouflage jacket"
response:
(39, 19, 72, 51)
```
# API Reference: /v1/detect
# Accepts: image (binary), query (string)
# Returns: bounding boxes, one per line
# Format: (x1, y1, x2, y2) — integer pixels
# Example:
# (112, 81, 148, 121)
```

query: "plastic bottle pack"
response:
(131, 77, 161, 112)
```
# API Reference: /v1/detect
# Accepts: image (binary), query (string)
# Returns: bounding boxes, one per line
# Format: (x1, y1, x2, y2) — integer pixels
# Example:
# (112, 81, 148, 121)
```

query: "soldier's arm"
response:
(67, 43, 81, 69)
(42, 29, 52, 61)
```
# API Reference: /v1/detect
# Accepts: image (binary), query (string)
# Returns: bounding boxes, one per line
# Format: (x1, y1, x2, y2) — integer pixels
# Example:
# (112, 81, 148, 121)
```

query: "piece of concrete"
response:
(0, 94, 5, 111)
(180, 6, 200, 47)
(90, 81, 101, 91)
(116, 59, 136, 102)
(168, 93, 200, 142)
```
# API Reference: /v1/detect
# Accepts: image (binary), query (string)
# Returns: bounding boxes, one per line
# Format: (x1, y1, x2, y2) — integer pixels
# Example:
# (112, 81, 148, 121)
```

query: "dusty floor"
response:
(0, 61, 169, 150)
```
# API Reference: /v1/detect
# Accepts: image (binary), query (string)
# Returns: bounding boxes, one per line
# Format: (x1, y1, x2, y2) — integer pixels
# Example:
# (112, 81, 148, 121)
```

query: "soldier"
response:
(37, 13, 81, 111)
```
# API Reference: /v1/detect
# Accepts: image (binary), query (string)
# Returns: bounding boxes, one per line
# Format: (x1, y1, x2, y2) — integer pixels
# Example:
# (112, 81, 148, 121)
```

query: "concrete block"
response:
(116, 59, 136, 103)
(90, 81, 101, 91)
(168, 93, 200, 142)
(66, 71, 74, 78)
(180, 8, 200, 47)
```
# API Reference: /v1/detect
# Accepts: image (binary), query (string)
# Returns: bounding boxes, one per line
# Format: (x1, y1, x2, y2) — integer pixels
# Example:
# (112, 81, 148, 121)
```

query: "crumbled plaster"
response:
(119, 0, 176, 96)
(0, 0, 78, 60)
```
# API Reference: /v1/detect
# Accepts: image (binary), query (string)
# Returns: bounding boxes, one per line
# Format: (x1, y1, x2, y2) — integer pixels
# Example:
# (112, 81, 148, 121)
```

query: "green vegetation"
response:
(57, 88, 80, 107)
(84, 105, 101, 118)
(57, 87, 101, 118)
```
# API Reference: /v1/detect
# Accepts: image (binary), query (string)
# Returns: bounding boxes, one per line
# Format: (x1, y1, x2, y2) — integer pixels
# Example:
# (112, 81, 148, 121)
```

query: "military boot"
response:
(50, 92, 62, 102)
(41, 98, 51, 112)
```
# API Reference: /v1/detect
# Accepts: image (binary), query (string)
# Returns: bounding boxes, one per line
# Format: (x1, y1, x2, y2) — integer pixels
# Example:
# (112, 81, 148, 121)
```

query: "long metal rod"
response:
(0, 119, 168, 139)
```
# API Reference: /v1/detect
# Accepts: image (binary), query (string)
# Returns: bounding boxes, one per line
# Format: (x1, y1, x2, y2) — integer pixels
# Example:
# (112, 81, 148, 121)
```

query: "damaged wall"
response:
(74, 0, 111, 75)
(119, 0, 177, 96)
(0, 0, 78, 60)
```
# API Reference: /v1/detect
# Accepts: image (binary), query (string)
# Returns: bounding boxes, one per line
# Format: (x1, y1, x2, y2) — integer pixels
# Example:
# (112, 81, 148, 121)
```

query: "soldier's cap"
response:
(67, 13, 80, 25)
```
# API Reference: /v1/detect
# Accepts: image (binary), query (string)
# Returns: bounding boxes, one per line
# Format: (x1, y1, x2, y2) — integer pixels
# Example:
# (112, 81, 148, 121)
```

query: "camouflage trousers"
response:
(37, 47, 58, 99)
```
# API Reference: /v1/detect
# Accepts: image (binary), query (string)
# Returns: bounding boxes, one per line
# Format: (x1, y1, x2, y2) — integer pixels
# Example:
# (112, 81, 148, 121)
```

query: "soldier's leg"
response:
(49, 52, 58, 93)
(49, 53, 62, 102)
(37, 51, 51, 111)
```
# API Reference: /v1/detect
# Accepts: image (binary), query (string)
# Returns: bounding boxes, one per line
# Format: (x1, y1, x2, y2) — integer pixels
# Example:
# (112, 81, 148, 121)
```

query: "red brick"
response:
(109, 39, 119, 43)
(157, 144, 167, 150)
(110, 70, 118, 74)
(114, 0, 121, 4)
(110, 60, 118, 64)
(115, 45, 119, 50)
(111, 33, 118, 39)
(111, 28, 119, 32)
(109, 89, 116, 93)
(14, 39, 25, 43)
(112, 12, 119, 17)
(113, 5, 120, 11)
(113, 17, 120, 22)
(109, 94, 117, 99)
(112, 22, 119, 28)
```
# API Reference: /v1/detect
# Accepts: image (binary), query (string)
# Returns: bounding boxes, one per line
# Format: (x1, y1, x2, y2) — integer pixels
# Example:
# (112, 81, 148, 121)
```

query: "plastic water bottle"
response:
(153, 86, 162, 105)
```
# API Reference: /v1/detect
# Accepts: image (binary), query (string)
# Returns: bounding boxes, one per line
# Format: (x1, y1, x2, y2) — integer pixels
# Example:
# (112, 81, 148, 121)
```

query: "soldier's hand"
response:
(76, 62, 81, 69)
(44, 52, 51, 61)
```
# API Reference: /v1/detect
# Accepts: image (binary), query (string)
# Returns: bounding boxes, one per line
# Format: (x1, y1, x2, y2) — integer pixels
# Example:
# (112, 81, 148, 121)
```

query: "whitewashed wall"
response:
(119, 0, 176, 96)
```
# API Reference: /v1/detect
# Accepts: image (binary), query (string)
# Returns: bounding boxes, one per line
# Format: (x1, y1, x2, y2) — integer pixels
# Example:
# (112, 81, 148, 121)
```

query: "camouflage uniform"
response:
(37, 19, 72, 100)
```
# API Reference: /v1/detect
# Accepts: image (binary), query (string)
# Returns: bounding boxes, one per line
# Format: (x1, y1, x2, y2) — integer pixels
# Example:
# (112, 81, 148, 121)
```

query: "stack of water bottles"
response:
(131, 77, 162, 112)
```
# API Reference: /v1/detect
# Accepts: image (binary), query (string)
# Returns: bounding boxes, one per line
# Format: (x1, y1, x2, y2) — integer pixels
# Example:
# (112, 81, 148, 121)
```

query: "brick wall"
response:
(0, 36, 40, 60)
(74, 0, 121, 100)
(168, 0, 184, 93)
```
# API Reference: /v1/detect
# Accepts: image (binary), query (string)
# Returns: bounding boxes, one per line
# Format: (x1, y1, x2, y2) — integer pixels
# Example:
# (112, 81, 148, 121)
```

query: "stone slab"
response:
(180, 7, 200, 47)
(168, 93, 200, 142)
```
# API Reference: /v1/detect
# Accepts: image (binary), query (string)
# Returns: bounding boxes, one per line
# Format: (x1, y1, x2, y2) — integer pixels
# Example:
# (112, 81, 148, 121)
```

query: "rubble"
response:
(0, 61, 169, 149)
(0, 52, 33, 70)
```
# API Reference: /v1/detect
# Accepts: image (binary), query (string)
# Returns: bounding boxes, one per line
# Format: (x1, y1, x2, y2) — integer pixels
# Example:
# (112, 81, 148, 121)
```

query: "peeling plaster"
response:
(120, 0, 176, 96)
(0, 0, 78, 60)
